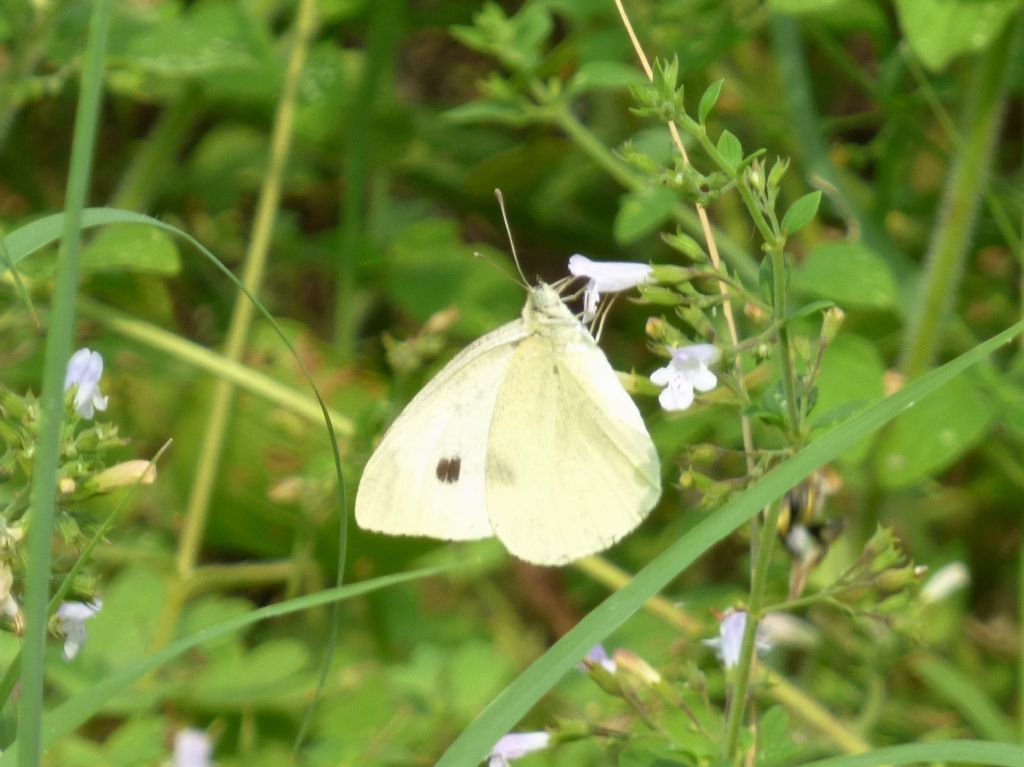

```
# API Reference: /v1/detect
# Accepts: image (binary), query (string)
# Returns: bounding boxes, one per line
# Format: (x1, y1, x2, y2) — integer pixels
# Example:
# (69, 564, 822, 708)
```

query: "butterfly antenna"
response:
(495, 188, 529, 286)
(472, 250, 521, 286)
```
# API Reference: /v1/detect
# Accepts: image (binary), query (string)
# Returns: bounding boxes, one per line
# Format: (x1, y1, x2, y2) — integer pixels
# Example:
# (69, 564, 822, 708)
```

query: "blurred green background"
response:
(1, 0, 1023, 764)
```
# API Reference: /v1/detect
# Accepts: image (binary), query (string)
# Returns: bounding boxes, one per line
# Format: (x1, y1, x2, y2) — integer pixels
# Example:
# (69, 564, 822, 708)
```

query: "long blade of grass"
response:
(17, 2, 111, 765)
(0, 564, 457, 764)
(436, 318, 1024, 767)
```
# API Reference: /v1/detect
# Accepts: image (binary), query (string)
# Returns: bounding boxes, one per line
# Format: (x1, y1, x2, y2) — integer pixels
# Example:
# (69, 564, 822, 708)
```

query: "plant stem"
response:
(900, 22, 1017, 378)
(77, 297, 355, 436)
(18, 2, 111, 764)
(721, 501, 782, 761)
(552, 105, 759, 285)
(333, 0, 402, 360)
(173, 0, 317, 580)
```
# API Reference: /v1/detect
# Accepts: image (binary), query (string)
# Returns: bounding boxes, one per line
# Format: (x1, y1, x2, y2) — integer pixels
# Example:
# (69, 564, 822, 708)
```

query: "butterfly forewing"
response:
(355, 320, 528, 541)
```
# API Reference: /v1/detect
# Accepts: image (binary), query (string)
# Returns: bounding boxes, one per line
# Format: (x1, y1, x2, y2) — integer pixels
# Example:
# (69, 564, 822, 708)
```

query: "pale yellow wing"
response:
(355, 319, 527, 541)
(485, 334, 661, 565)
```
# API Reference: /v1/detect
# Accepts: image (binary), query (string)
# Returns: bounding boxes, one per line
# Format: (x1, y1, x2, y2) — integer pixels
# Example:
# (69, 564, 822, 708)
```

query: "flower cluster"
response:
(567, 256, 720, 412)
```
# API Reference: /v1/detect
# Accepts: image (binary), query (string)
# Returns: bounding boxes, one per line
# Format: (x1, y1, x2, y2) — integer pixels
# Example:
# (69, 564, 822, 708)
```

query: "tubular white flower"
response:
(488, 731, 551, 766)
(568, 254, 652, 321)
(63, 348, 109, 419)
(703, 609, 771, 669)
(650, 343, 720, 411)
(55, 599, 102, 660)
(173, 728, 212, 767)
(921, 562, 970, 604)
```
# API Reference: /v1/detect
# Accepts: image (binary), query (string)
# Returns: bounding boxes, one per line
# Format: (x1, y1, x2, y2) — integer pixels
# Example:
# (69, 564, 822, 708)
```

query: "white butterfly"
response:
(355, 282, 661, 566)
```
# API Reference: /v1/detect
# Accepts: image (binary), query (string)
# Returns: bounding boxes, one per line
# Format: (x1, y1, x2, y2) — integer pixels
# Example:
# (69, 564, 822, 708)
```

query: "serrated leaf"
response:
(568, 60, 647, 95)
(614, 186, 678, 244)
(792, 241, 897, 308)
(781, 190, 821, 234)
(717, 129, 742, 171)
(698, 78, 724, 123)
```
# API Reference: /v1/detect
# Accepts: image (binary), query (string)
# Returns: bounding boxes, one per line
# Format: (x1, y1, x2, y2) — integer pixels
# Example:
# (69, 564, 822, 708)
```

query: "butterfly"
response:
(355, 281, 661, 565)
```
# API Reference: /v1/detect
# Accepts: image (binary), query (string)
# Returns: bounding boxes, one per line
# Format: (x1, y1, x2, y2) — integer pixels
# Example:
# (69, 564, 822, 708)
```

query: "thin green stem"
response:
(722, 501, 783, 761)
(173, 0, 318, 581)
(77, 297, 355, 436)
(552, 105, 759, 284)
(333, 0, 402, 360)
(185, 561, 295, 597)
(900, 22, 1017, 378)
(18, 1, 111, 764)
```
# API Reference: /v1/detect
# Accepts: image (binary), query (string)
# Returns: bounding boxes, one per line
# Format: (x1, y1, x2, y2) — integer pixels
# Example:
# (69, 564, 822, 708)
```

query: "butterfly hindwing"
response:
(355, 320, 528, 541)
(485, 331, 661, 565)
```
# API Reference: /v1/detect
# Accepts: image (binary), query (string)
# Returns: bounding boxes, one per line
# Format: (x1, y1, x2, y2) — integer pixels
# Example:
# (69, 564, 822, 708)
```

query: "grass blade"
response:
(18, 2, 111, 765)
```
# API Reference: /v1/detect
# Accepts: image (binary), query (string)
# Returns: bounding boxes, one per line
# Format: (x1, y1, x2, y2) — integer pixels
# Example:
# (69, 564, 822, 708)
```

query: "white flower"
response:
(921, 562, 970, 604)
(568, 254, 652, 321)
(759, 612, 819, 650)
(703, 609, 771, 669)
(173, 728, 212, 767)
(579, 644, 617, 674)
(650, 343, 720, 411)
(55, 599, 102, 660)
(488, 732, 551, 767)
(63, 348, 108, 419)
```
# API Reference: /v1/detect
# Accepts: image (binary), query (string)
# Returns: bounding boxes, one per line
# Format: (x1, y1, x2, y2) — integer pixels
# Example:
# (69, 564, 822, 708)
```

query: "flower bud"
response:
(612, 649, 662, 686)
(821, 306, 846, 344)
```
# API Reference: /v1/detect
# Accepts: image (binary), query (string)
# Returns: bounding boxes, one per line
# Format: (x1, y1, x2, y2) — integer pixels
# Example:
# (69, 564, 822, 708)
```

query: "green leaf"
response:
(811, 333, 885, 435)
(716, 129, 742, 171)
(80, 223, 181, 275)
(874, 374, 996, 488)
(185, 640, 311, 706)
(568, 60, 647, 95)
(116, 2, 279, 100)
(434, 320, 1024, 767)
(781, 190, 821, 234)
(791, 241, 897, 308)
(614, 186, 678, 244)
(895, 0, 1020, 71)
(0, 567, 454, 763)
(443, 99, 531, 126)
(697, 78, 724, 123)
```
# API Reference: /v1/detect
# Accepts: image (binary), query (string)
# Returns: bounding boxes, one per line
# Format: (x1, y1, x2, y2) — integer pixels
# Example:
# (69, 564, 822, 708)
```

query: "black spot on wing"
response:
(436, 456, 462, 483)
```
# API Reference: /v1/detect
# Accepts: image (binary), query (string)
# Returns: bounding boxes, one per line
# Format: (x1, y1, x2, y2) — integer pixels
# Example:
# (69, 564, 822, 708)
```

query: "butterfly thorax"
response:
(522, 283, 593, 346)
